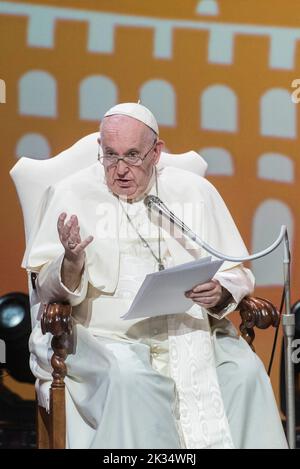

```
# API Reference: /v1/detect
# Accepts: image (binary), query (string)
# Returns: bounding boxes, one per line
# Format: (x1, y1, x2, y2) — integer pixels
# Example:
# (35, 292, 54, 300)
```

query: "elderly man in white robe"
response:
(26, 103, 288, 449)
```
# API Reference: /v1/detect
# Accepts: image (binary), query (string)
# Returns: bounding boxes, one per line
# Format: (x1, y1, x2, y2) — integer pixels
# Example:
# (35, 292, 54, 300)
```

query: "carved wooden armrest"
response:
(41, 303, 72, 388)
(238, 296, 280, 352)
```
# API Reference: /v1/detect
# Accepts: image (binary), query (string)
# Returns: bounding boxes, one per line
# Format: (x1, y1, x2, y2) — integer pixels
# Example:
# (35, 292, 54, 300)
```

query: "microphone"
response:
(144, 194, 288, 263)
(144, 195, 193, 236)
(143, 195, 161, 210)
(145, 194, 295, 447)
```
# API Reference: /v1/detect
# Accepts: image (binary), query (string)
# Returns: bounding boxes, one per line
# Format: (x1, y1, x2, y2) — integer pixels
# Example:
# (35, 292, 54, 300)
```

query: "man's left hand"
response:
(185, 279, 224, 309)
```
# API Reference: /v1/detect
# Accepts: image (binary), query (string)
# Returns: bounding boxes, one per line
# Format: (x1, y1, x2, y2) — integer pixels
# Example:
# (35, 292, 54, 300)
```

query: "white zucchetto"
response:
(103, 102, 159, 135)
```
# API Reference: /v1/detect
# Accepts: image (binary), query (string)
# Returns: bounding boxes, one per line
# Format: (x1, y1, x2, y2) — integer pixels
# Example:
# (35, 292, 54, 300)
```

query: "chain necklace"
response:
(119, 167, 165, 271)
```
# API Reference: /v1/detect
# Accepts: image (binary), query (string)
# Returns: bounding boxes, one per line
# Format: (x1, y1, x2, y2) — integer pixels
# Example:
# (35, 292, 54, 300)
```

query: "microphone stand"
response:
(145, 195, 295, 449)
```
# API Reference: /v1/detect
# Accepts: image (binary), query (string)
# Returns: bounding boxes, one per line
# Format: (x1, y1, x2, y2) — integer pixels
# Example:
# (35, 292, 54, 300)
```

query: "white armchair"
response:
(10, 132, 279, 448)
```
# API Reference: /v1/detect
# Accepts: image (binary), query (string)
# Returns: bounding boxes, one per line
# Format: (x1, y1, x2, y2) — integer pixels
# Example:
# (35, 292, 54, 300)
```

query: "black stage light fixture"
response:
(0, 293, 36, 448)
(0, 292, 35, 383)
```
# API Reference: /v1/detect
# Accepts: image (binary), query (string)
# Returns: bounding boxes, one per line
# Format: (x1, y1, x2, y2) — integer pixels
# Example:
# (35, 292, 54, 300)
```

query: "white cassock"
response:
(24, 163, 288, 449)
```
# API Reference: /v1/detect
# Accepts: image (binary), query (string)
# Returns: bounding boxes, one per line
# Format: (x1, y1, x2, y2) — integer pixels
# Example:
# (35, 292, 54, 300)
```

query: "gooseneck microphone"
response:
(144, 193, 295, 449)
(144, 195, 289, 262)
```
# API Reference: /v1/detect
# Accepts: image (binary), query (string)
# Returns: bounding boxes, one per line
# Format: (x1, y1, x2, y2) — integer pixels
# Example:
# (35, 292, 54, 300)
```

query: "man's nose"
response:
(116, 159, 130, 174)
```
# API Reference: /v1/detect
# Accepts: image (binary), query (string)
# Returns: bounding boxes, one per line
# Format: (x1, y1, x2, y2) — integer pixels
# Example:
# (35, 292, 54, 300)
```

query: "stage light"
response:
(0, 293, 36, 448)
(0, 292, 34, 383)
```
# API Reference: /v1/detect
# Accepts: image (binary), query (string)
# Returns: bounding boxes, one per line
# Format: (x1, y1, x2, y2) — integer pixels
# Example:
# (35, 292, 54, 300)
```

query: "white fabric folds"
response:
(25, 163, 256, 448)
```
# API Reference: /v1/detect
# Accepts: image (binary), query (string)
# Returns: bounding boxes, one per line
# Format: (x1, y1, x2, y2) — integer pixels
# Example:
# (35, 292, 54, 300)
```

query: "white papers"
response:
(121, 257, 223, 320)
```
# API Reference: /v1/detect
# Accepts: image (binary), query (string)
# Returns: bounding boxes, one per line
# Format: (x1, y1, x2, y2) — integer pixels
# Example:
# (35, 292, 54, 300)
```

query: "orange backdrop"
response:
(0, 0, 299, 405)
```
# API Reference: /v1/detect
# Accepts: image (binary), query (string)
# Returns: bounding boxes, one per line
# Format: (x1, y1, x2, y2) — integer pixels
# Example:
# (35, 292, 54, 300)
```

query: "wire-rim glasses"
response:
(99, 139, 157, 168)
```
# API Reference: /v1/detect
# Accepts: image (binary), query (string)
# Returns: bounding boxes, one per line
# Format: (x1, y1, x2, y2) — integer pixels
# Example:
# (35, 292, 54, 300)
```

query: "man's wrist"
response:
(61, 254, 85, 292)
(63, 253, 85, 271)
(210, 287, 232, 313)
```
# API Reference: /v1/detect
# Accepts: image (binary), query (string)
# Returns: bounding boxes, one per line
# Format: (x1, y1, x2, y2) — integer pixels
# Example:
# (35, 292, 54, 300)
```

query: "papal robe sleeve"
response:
(208, 264, 255, 319)
(36, 252, 89, 307)
(160, 167, 256, 320)
(22, 163, 120, 294)
(193, 175, 255, 319)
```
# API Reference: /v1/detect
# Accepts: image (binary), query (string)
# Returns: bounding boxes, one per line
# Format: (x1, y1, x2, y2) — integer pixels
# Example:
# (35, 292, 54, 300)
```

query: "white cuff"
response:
(207, 265, 255, 320)
(36, 253, 88, 306)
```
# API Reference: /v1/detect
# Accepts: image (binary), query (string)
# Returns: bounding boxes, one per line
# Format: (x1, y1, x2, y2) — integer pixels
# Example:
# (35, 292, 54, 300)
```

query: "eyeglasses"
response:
(99, 139, 157, 168)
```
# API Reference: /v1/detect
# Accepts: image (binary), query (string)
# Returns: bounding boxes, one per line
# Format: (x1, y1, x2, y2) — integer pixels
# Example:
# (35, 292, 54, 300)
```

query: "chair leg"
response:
(36, 405, 50, 449)
(36, 390, 66, 449)
(49, 386, 66, 449)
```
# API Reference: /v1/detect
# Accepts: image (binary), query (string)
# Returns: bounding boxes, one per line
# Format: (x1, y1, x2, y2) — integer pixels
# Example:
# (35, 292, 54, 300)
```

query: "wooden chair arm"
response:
(238, 296, 280, 352)
(41, 302, 72, 337)
(41, 302, 72, 388)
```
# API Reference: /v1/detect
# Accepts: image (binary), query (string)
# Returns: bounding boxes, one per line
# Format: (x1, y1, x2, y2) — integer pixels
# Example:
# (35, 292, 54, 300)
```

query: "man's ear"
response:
(153, 139, 164, 165)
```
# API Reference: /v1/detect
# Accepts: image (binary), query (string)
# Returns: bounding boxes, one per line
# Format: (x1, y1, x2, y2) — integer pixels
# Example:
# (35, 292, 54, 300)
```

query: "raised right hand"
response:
(57, 212, 94, 265)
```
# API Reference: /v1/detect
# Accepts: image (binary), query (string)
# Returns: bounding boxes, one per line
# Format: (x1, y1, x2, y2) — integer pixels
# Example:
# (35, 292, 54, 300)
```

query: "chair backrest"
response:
(10, 132, 207, 244)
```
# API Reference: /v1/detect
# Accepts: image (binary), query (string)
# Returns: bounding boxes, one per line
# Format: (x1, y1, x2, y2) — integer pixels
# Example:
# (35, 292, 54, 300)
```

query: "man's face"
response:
(99, 115, 163, 200)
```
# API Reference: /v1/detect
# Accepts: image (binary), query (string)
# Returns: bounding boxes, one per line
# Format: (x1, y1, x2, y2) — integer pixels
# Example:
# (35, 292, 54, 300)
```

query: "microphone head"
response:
(144, 195, 162, 209)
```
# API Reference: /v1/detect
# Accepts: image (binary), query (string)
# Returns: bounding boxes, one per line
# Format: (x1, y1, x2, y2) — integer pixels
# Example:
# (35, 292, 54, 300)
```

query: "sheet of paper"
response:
(121, 257, 223, 320)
